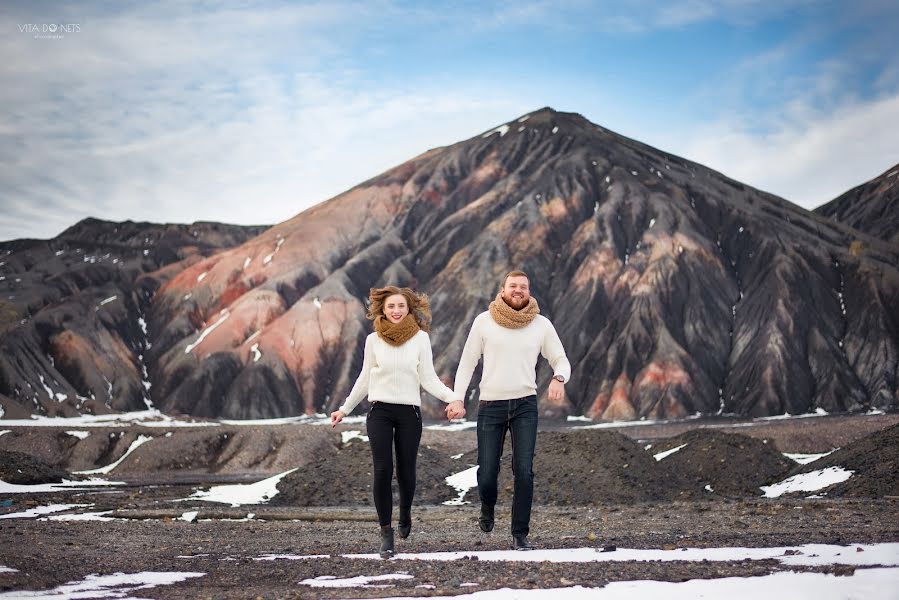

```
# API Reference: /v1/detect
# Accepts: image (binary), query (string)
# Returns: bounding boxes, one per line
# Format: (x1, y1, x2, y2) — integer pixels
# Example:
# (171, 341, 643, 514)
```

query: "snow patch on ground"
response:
(755, 411, 830, 421)
(653, 443, 687, 461)
(783, 450, 836, 465)
(444, 465, 478, 506)
(0, 479, 125, 494)
(761, 467, 853, 498)
(426, 421, 478, 432)
(0, 571, 205, 599)
(482, 124, 510, 138)
(0, 504, 90, 520)
(341, 430, 369, 444)
(65, 430, 90, 440)
(366, 569, 899, 599)
(44, 511, 115, 522)
(300, 573, 413, 588)
(262, 237, 285, 265)
(187, 468, 297, 507)
(0, 410, 219, 428)
(253, 554, 330, 561)
(338, 543, 899, 566)
(75, 434, 153, 475)
(220, 413, 345, 426)
(185, 310, 230, 354)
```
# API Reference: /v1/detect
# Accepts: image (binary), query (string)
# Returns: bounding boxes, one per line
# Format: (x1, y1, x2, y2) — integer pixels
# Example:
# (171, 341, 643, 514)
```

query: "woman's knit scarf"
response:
(374, 313, 421, 346)
(489, 293, 540, 329)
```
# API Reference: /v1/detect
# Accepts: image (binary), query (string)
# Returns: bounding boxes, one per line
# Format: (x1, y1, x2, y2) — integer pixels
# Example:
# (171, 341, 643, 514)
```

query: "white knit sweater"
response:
(453, 312, 571, 401)
(338, 330, 455, 414)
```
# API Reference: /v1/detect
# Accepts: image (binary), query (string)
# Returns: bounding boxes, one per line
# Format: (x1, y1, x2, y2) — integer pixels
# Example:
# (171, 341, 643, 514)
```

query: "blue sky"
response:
(1, 0, 898, 241)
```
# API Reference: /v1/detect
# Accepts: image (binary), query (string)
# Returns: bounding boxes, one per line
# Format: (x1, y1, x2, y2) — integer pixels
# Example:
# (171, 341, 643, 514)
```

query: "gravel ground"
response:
(1, 413, 897, 598)
(1, 498, 897, 599)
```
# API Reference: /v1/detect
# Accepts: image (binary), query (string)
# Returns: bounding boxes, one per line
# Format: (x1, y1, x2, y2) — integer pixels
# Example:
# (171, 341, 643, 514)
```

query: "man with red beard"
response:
(446, 270, 570, 550)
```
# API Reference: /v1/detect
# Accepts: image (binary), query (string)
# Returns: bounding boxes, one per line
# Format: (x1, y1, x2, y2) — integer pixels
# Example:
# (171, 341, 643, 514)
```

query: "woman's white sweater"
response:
(338, 330, 455, 414)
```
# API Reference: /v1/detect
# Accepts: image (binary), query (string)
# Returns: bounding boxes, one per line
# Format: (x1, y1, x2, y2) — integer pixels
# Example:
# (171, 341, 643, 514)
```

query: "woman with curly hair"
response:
(331, 285, 461, 558)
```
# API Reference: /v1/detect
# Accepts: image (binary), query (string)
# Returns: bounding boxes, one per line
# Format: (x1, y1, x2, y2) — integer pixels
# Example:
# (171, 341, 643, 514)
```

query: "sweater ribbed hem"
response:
(477, 386, 537, 401)
(367, 397, 421, 406)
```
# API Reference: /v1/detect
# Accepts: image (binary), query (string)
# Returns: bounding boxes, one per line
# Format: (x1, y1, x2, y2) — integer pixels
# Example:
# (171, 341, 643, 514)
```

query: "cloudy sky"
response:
(2, 1, 898, 241)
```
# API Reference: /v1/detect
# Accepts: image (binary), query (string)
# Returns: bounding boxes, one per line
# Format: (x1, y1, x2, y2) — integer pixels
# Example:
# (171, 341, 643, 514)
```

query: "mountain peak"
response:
(2, 108, 898, 423)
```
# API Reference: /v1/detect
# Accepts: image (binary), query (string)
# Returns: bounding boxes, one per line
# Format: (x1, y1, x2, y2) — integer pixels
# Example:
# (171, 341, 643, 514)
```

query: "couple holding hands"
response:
(330, 271, 571, 558)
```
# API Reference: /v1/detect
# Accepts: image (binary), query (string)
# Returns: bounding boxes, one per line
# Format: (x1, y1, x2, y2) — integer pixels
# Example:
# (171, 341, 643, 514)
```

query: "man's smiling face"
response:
(501, 275, 530, 309)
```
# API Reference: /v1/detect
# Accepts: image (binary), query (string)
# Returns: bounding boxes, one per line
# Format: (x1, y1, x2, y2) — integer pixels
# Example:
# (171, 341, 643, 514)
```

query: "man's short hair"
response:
(502, 270, 529, 287)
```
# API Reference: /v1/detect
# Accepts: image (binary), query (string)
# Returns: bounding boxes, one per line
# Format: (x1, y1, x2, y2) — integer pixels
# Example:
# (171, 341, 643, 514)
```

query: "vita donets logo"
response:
(18, 23, 81, 34)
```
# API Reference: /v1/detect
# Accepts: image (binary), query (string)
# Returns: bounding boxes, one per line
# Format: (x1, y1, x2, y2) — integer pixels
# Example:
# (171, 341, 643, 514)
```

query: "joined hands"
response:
(445, 399, 466, 420)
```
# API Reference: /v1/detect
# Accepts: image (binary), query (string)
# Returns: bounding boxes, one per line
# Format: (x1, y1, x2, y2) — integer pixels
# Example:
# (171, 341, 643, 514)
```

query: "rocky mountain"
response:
(0, 219, 267, 418)
(814, 163, 899, 246)
(2, 108, 898, 421)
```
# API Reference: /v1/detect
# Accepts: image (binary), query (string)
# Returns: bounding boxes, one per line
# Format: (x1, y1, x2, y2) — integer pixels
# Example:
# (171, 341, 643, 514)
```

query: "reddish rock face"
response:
(2, 109, 898, 421)
(0, 219, 267, 418)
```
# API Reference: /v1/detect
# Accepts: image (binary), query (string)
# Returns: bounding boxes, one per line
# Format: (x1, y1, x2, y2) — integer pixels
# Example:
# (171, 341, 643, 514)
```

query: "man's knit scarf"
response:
(374, 314, 420, 346)
(489, 293, 540, 329)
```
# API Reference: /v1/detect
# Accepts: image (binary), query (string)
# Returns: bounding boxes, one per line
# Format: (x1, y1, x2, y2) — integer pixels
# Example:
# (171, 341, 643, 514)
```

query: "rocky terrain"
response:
(2, 109, 898, 425)
(1, 414, 897, 598)
(815, 162, 899, 246)
(1, 413, 896, 501)
(0, 219, 267, 419)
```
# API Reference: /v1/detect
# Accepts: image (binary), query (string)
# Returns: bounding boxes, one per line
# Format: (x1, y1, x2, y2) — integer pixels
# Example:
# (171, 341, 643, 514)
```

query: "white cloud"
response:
(0, 2, 527, 241)
(676, 92, 899, 208)
(1, 1, 897, 242)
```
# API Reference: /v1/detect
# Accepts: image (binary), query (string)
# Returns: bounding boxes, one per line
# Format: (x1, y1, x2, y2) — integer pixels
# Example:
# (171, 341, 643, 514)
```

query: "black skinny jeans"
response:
(366, 402, 422, 527)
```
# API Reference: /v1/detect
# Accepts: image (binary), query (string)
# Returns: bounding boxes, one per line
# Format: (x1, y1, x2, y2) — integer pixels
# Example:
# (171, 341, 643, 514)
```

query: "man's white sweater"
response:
(453, 312, 571, 401)
(339, 330, 455, 415)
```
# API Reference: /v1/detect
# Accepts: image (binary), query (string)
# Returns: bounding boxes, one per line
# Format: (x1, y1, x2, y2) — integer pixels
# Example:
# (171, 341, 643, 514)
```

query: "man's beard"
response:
(502, 293, 528, 310)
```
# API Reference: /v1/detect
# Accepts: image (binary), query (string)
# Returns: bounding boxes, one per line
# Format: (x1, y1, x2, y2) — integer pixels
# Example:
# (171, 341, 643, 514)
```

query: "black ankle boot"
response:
(398, 509, 411, 539)
(479, 504, 494, 533)
(379, 526, 395, 559)
(512, 534, 533, 551)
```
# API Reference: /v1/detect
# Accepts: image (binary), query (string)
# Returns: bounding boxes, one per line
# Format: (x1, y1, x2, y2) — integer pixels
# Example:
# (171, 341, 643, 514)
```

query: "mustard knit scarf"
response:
(374, 313, 420, 346)
(489, 293, 540, 329)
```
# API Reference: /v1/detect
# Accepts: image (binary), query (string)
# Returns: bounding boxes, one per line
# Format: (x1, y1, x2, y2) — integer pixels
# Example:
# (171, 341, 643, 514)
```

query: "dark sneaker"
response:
(478, 504, 494, 533)
(512, 535, 533, 551)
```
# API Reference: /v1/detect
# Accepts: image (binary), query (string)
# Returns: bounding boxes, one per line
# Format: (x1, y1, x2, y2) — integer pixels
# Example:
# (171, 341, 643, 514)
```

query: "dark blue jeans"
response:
(476, 395, 538, 536)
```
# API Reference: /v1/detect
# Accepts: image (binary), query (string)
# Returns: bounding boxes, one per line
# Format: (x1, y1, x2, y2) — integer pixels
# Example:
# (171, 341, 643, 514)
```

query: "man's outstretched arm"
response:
(452, 317, 484, 406)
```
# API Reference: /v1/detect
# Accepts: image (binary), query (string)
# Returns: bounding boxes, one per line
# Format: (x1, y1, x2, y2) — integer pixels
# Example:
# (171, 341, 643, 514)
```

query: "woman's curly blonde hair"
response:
(367, 286, 432, 332)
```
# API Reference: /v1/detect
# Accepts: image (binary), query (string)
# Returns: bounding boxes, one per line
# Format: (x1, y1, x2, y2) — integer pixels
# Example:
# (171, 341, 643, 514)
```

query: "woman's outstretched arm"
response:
(332, 334, 375, 425)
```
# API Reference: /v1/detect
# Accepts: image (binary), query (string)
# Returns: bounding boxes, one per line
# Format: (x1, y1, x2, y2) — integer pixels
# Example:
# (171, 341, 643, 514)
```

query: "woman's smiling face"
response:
(384, 293, 409, 323)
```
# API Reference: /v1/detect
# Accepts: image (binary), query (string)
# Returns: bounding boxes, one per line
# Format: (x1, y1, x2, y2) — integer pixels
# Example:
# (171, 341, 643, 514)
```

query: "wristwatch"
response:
(553, 375, 565, 383)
